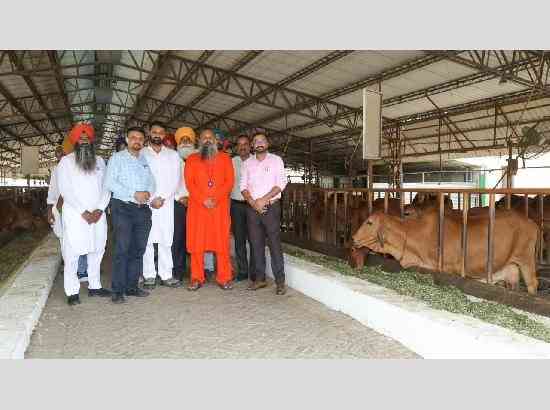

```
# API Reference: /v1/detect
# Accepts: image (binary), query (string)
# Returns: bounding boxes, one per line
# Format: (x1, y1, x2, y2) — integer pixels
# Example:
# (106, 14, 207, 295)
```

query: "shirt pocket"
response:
(248, 164, 262, 180)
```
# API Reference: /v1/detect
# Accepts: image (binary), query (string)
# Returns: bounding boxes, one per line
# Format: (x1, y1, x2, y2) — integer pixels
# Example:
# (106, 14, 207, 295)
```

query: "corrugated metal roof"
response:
(238, 50, 329, 84)
(1, 49, 549, 174)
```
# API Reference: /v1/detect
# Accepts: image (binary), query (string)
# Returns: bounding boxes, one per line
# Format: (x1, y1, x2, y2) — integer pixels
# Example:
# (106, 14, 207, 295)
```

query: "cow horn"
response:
(376, 229, 385, 248)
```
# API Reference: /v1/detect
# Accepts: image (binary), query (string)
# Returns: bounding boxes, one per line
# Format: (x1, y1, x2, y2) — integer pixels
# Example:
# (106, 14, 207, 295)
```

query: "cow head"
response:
(348, 246, 369, 270)
(351, 211, 407, 262)
(406, 193, 453, 218)
(351, 212, 386, 254)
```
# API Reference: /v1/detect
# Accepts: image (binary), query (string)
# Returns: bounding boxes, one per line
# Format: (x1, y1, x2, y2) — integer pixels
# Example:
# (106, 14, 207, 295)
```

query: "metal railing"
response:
(281, 186, 550, 280)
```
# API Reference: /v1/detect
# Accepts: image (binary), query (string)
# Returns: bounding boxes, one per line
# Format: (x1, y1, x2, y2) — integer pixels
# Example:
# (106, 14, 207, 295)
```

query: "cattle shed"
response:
(3, 50, 550, 360)
(0, 50, 549, 179)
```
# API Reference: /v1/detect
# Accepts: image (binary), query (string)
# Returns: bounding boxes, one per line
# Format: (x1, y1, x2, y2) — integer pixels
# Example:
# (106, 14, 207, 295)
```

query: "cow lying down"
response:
(351, 207, 539, 295)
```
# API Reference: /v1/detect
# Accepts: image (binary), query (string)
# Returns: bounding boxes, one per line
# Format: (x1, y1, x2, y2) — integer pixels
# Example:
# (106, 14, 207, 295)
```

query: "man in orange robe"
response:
(184, 129, 235, 290)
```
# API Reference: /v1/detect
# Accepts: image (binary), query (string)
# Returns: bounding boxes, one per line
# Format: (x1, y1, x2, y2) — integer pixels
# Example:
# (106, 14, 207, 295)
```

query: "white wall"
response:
(458, 152, 550, 189)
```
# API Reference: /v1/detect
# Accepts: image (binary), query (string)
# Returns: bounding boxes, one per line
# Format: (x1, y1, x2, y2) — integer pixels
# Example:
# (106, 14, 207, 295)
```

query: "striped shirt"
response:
(104, 149, 156, 203)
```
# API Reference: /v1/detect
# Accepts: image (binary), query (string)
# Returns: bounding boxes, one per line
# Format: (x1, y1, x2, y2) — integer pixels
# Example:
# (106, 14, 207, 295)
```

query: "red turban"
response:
(68, 123, 95, 145)
(163, 133, 176, 148)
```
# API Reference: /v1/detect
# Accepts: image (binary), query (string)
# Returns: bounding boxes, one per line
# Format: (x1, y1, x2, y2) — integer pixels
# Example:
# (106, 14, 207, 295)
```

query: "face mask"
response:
(178, 145, 196, 159)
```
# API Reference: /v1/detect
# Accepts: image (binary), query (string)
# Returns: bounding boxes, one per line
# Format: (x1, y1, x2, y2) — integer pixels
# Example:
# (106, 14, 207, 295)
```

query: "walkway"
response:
(26, 243, 418, 359)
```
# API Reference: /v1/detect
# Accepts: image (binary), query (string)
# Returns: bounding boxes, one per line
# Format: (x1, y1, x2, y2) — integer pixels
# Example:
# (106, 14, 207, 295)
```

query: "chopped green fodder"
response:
(283, 245, 550, 344)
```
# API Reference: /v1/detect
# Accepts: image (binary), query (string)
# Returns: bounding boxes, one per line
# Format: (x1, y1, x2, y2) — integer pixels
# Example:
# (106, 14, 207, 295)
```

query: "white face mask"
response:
(178, 145, 196, 159)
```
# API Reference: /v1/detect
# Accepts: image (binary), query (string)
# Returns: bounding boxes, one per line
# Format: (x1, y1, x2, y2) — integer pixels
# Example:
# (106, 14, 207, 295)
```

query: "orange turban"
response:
(174, 127, 196, 145)
(62, 134, 74, 154)
(68, 123, 95, 145)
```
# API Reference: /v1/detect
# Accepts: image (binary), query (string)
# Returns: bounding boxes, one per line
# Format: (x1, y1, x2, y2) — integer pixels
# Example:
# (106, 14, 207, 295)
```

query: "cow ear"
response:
(376, 229, 384, 248)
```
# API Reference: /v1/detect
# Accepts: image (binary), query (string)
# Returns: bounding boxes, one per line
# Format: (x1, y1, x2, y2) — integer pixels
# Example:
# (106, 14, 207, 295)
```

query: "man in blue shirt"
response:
(104, 126, 157, 304)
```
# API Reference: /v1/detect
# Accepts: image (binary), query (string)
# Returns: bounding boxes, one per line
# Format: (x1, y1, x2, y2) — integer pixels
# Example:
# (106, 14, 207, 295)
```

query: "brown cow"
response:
(348, 197, 404, 269)
(350, 193, 450, 267)
(352, 207, 539, 294)
(497, 194, 550, 263)
(0, 199, 47, 233)
(411, 192, 453, 209)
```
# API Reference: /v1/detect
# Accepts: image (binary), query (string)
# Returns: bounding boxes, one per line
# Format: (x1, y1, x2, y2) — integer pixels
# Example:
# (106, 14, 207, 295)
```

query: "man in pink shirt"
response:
(240, 132, 288, 295)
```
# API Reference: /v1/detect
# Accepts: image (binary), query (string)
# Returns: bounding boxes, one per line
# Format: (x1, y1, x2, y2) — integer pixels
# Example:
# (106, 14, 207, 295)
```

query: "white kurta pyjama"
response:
(57, 153, 111, 296)
(142, 146, 182, 280)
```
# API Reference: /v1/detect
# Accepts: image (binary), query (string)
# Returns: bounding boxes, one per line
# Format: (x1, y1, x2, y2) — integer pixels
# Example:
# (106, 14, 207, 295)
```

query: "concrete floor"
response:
(26, 242, 419, 359)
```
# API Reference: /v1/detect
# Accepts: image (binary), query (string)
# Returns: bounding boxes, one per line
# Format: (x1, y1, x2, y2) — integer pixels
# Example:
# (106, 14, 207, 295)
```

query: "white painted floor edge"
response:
(264, 248, 550, 359)
(0, 233, 60, 359)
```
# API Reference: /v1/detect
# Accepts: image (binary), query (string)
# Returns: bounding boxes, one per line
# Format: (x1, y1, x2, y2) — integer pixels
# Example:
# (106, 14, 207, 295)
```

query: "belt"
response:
(124, 200, 149, 209)
(231, 199, 247, 203)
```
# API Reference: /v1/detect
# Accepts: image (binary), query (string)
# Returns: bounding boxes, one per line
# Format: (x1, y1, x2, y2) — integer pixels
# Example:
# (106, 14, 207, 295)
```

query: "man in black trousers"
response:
(240, 132, 288, 295)
(230, 135, 255, 282)
(104, 127, 156, 303)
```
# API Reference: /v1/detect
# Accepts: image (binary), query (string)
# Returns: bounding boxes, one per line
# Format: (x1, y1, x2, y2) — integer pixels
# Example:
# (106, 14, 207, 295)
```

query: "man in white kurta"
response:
(47, 145, 89, 282)
(142, 122, 183, 288)
(57, 128, 111, 303)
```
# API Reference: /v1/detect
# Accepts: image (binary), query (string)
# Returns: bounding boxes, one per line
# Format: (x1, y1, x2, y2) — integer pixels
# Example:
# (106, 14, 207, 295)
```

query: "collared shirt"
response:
(240, 152, 287, 201)
(104, 149, 156, 203)
(231, 155, 249, 201)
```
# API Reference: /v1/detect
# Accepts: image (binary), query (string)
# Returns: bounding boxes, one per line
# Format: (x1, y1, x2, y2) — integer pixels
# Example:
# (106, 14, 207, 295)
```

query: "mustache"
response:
(199, 141, 217, 159)
(74, 142, 96, 173)
(151, 136, 162, 145)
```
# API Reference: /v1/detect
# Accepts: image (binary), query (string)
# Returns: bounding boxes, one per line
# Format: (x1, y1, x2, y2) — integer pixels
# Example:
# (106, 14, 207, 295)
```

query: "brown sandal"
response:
(187, 281, 203, 291)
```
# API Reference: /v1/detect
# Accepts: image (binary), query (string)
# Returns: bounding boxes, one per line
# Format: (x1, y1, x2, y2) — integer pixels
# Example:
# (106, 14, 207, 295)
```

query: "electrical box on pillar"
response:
(507, 158, 518, 175)
(20, 146, 40, 176)
(362, 88, 382, 160)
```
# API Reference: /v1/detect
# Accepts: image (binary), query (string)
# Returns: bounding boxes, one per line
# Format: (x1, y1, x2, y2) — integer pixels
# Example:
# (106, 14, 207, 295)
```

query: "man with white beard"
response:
(141, 122, 183, 289)
(174, 127, 215, 280)
(47, 145, 89, 282)
(56, 124, 112, 305)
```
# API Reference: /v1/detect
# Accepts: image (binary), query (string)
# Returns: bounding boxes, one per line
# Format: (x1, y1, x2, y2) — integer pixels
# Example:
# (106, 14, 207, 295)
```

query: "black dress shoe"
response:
(111, 293, 126, 304)
(88, 288, 112, 297)
(67, 294, 81, 305)
(276, 283, 287, 295)
(125, 288, 150, 297)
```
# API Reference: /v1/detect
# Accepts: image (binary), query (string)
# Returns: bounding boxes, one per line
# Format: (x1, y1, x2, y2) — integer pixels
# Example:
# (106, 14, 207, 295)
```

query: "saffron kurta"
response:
(184, 152, 234, 254)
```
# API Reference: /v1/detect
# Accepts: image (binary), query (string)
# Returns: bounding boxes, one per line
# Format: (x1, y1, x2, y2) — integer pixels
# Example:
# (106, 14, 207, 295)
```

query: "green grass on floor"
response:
(0, 229, 49, 287)
(283, 244, 550, 344)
